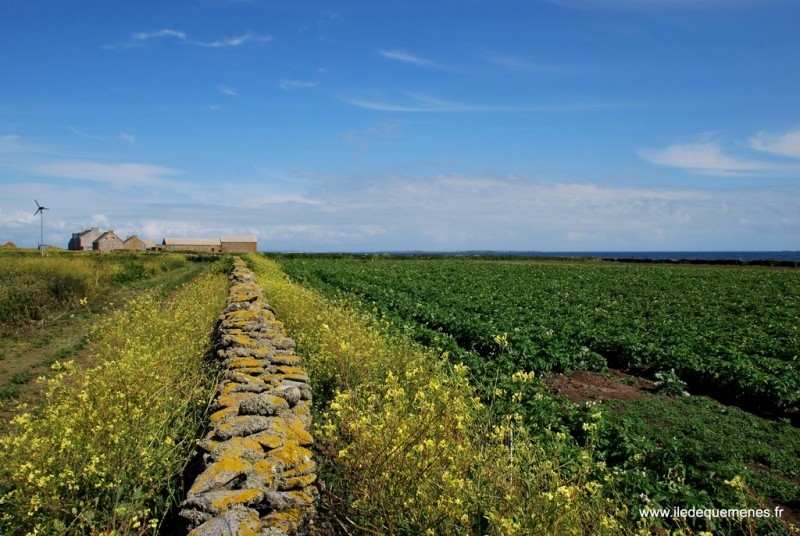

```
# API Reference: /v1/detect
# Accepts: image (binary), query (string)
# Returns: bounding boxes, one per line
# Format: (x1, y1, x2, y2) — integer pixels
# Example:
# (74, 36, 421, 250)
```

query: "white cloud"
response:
(278, 78, 319, 91)
(3, 166, 798, 250)
(26, 160, 183, 187)
(342, 92, 625, 113)
(119, 133, 136, 144)
(638, 141, 781, 176)
(133, 29, 188, 42)
(0, 208, 37, 229)
(748, 129, 800, 159)
(218, 85, 239, 97)
(117, 29, 271, 49)
(195, 32, 272, 48)
(378, 48, 438, 67)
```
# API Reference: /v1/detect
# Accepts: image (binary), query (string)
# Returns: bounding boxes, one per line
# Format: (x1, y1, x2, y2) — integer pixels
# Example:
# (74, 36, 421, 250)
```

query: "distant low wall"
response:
(180, 258, 317, 535)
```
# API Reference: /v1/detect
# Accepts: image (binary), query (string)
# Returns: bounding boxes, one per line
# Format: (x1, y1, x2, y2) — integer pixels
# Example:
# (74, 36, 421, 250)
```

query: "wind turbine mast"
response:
(34, 200, 49, 257)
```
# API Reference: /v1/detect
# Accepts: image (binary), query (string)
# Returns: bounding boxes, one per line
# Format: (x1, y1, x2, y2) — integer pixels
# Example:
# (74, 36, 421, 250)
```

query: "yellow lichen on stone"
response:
(287, 489, 316, 506)
(271, 353, 301, 366)
(225, 334, 258, 348)
(207, 437, 265, 463)
(249, 431, 285, 450)
(282, 474, 317, 490)
(229, 357, 267, 369)
(263, 508, 304, 533)
(219, 381, 241, 397)
(283, 416, 314, 445)
(217, 392, 257, 409)
(187, 507, 261, 536)
(208, 488, 264, 513)
(283, 459, 316, 479)
(189, 457, 252, 495)
(267, 440, 312, 471)
(209, 406, 237, 424)
(251, 459, 280, 489)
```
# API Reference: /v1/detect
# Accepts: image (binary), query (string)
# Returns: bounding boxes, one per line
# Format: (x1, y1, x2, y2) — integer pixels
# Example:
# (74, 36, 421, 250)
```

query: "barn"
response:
(93, 230, 125, 252)
(123, 235, 147, 251)
(162, 237, 222, 253)
(221, 236, 257, 253)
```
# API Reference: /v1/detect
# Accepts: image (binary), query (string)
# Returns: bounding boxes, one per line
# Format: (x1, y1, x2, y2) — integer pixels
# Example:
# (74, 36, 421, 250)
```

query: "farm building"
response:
(93, 230, 125, 252)
(162, 237, 222, 253)
(221, 236, 257, 253)
(68, 228, 101, 251)
(123, 235, 146, 251)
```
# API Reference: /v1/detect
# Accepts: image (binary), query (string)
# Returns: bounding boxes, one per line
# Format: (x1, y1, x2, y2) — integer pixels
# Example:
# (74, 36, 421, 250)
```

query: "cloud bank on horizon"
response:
(1, 0, 798, 251)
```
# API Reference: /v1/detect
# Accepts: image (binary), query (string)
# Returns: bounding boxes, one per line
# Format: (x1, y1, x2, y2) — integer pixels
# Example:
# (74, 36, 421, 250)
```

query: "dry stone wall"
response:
(180, 258, 317, 536)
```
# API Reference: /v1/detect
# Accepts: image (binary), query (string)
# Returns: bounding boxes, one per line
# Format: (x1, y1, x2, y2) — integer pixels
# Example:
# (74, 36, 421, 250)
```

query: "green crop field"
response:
(274, 254, 800, 534)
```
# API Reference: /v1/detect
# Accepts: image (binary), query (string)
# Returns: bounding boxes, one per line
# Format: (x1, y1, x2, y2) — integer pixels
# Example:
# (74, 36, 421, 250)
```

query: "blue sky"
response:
(1, 0, 799, 252)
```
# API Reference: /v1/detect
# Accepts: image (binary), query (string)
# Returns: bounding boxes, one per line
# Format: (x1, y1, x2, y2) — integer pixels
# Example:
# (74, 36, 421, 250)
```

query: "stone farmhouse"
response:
(68, 228, 102, 251)
(93, 230, 125, 252)
(162, 236, 257, 253)
(68, 228, 155, 253)
(67, 228, 256, 253)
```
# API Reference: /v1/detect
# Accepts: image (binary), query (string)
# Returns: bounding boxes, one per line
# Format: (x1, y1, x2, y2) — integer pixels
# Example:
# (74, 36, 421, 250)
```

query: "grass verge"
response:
(0, 266, 228, 534)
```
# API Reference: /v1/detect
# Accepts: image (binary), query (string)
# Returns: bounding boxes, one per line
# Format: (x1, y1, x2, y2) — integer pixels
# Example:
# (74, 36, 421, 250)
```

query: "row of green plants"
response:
(246, 254, 785, 535)
(276, 257, 800, 411)
(273, 255, 799, 535)
(0, 264, 229, 534)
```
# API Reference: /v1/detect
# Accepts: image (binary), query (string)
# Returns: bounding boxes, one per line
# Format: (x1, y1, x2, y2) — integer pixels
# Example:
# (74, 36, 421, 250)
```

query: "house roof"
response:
(142, 239, 157, 248)
(163, 237, 221, 246)
(221, 235, 257, 243)
(95, 230, 121, 241)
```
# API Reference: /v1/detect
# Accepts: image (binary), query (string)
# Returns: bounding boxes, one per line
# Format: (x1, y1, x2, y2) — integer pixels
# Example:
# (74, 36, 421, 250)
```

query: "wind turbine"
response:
(34, 200, 49, 257)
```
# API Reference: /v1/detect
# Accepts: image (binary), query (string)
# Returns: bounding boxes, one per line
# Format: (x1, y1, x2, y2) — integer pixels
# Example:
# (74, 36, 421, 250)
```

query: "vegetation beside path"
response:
(0, 257, 228, 534)
(0, 250, 212, 409)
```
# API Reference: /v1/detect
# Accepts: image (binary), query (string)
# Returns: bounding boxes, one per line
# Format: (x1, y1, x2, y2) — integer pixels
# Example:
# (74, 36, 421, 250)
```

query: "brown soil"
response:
(544, 368, 657, 403)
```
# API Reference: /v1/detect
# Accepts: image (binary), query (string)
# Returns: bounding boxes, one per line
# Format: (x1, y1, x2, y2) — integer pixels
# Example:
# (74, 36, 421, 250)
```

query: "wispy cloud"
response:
(112, 29, 271, 50)
(637, 141, 779, 176)
(278, 78, 319, 91)
(342, 92, 627, 113)
(133, 29, 188, 42)
(217, 85, 239, 97)
(195, 31, 272, 48)
(119, 133, 136, 144)
(27, 160, 183, 188)
(0, 134, 75, 157)
(748, 129, 800, 159)
(480, 51, 589, 75)
(378, 48, 439, 68)
(639, 130, 800, 176)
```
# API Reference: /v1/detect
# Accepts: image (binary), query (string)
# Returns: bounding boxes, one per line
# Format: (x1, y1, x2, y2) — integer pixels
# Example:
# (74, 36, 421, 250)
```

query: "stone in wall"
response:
(180, 258, 317, 535)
